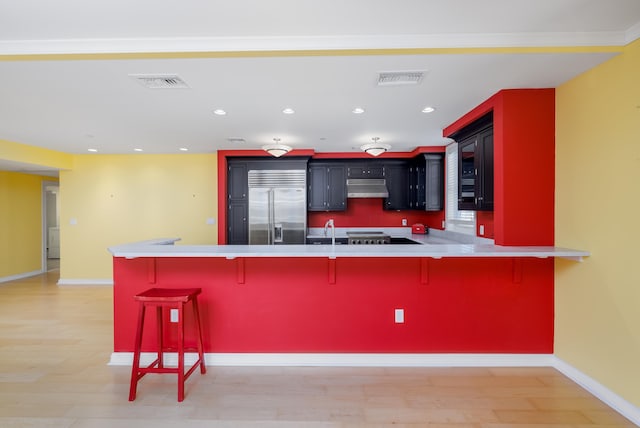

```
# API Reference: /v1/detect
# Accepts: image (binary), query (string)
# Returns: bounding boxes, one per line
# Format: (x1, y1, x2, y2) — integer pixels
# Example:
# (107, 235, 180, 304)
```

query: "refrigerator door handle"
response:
(268, 189, 275, 245)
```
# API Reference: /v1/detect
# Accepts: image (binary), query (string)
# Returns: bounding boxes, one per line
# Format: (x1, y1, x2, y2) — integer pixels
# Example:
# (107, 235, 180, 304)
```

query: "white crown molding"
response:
(625, 21, 640, 44)
(109, 352, 639, 425)
(0, 32, 628, 56)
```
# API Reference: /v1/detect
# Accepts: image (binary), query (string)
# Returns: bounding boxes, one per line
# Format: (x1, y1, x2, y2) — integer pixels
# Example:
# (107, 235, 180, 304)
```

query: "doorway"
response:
(42, 181, 60, 272)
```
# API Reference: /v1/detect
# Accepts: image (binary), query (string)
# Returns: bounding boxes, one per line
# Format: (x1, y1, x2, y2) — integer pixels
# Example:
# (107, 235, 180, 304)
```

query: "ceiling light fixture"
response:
(262, 138, 292, 158)
(352, 107, 365, 114)
(213, 109, 227, 116)
(422, 106, 436, 113)
(282, 108, 295, 115)
(361, 137, 390, 157)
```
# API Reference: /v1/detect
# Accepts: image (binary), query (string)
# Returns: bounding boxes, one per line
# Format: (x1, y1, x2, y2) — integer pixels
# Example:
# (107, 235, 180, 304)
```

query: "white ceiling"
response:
(1, 0, 640, 174)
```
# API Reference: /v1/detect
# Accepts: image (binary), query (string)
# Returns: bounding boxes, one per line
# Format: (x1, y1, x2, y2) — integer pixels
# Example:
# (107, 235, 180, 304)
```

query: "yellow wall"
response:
(556, 38, 640, 406)
(0, 171, 48, 278)
(0, 139, 73, 170)
(59, 154, 218, 280)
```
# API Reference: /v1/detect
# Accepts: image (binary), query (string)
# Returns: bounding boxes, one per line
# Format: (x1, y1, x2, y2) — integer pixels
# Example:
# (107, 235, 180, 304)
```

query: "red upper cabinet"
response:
(444, 89, 555, 246)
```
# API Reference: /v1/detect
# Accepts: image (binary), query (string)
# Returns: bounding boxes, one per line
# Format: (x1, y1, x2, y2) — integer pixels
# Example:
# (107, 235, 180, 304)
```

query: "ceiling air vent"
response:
(377, 71, 425, 86)
(130, 74, 189, 89)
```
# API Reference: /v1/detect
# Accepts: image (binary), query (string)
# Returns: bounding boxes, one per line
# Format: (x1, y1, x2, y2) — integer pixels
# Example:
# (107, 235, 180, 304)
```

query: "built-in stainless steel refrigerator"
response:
(248, 169, 306, 244)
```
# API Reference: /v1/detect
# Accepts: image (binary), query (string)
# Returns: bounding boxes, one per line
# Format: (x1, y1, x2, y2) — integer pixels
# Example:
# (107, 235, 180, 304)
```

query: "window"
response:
(445, 143, 475, 234)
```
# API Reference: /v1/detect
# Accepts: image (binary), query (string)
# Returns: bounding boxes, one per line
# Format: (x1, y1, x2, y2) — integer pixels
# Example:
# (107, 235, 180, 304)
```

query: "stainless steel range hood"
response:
(346, 178, 389, 198)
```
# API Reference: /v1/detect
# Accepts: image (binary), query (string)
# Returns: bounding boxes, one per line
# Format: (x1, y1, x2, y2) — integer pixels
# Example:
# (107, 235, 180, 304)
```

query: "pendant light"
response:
(361, 137, 390, 157)
(262, 138, 292, 157)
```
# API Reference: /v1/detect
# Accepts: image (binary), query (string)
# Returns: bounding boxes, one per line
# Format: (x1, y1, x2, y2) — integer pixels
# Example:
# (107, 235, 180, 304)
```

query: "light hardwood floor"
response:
(0, 271, 635, 428)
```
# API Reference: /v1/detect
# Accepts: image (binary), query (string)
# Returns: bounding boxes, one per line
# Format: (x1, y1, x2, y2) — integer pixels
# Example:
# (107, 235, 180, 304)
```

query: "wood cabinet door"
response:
(424, 154, 444, 211)
(307, 165, 328, 211)
(326, 165, 347, 211)
(476, 127, 494, 211)
(383, 162, 411, 210)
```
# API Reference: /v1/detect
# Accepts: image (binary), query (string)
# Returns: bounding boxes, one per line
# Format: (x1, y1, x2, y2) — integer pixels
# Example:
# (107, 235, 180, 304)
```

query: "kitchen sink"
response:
(306, 237, 420, 245)
(306, 237, 348, 245)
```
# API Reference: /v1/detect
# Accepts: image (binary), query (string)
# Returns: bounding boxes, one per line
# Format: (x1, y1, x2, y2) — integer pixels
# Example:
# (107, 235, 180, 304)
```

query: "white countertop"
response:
(108, 235, 589, 261)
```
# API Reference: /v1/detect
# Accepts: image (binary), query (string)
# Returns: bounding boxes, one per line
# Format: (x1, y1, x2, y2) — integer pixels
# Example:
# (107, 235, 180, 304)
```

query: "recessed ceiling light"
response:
(179, 147, 188, 151)
(352, 107, 365, 114)
(87, 148, 97, 152)
(134, 148, 143, 152)
(422, 106, 436, 113)
(213, 109, 227, 116)
(282, 108, 295, 115)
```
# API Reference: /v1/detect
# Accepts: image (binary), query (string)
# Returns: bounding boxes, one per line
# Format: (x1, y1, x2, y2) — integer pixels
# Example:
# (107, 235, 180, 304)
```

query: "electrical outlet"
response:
(170, 309, 179, 323)
(402, 218, 407, 226)
(395, 309, 404, 323)
(479, 225, 485, 235)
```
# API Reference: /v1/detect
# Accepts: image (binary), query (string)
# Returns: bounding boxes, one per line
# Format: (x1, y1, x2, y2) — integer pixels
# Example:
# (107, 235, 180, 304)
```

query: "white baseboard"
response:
(0, 270, 42, 284)
(109, 352, 639, 425)
(551, 356, 640, 426)
(109, 352, 555, 368)
(57, 278, 113, 285)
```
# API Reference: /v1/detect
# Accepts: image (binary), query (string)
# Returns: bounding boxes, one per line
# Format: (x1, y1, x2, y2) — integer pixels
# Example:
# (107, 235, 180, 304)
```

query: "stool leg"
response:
(177, 303, 185, 402)
(156, 306, 163, 368)
(129, 302, 146, 401)
(192, 297, 206, 374)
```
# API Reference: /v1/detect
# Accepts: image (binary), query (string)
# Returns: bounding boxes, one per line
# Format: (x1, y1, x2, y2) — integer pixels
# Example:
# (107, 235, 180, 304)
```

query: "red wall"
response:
(476, 211, 495, 239)
(113, 255, 554, 354)
(308, 198, 444, 230)
(497, 90, 555, 245)
(444, 89, 555, 246)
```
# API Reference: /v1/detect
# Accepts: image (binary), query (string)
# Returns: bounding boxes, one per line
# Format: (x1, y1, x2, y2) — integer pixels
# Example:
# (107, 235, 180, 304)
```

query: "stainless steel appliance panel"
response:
(272, 187, 306, 244)
(248, 170, 306, 245)
(248, 187, 271, 245)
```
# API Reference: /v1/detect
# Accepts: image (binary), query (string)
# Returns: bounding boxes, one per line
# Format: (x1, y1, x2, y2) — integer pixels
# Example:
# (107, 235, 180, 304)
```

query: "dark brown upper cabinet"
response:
(450, 113, 494, 211)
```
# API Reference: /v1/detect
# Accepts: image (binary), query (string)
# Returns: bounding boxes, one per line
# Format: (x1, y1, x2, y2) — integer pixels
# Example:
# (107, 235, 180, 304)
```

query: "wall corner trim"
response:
(0, 270, 43, 284)
(57, 278, 114, 286)
(551, 356, 640, 426)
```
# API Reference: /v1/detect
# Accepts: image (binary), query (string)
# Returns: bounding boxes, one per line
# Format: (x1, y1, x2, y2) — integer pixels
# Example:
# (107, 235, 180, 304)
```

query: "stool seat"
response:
(135, 287, 202, 302)
(128, 287, 206, 402)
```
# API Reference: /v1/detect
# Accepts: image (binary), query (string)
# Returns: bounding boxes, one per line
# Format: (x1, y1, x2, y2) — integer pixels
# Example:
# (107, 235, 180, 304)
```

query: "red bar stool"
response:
(128, 288, 206, 402)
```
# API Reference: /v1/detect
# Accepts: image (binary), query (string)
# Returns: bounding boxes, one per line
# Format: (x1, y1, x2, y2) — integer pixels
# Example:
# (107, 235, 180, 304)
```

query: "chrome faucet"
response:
(324, 218, 335, 246)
